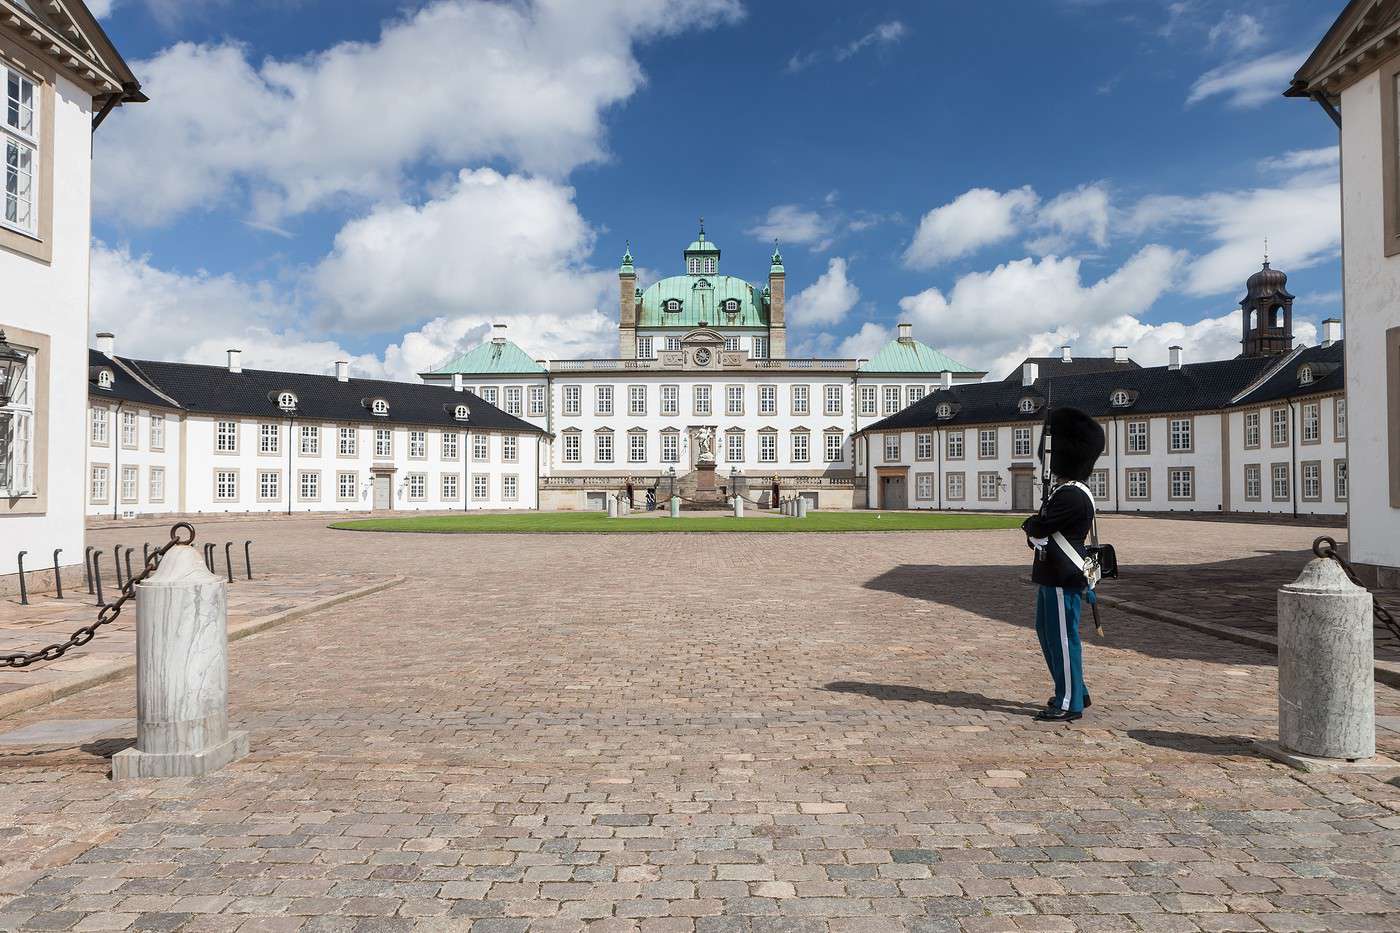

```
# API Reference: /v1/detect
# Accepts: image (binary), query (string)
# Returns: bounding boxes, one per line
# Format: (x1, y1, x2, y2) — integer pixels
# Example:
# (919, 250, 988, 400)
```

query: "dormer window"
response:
(936, 403, 952, 419)
(454, 404, 469, 421)
(687, 258, 700, 274)
(277, 391, 298, 412)
(371, 398, 389, 417)
(1298, 364, 1313, 386)
(723, 299, 740, 314)
(97, 369, 113, 389)
(664, 299, 682, 313)
(704, 257, 716, 274)
(1110, 390, 1130, 408)
(1018, 398, 1036, 414)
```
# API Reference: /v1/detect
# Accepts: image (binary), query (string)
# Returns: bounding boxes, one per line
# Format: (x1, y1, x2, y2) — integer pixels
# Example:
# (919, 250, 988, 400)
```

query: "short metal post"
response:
(92, 553, 105, 608)
(52, 549, 63, 599)
(142, 542, 151, 568)
(113, 545, 125, 589)
(124, 548, 135, 586)
(223, 542, 234, 584)
(243, 541, 253, 580)
(84, 546, 94, 594)
(16, 551, 28, 605)
(203, 542, 215, 572)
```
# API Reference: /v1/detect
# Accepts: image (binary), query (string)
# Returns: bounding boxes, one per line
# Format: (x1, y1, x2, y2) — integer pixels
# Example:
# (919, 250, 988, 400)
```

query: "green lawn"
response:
(329, 511, 1028, 534)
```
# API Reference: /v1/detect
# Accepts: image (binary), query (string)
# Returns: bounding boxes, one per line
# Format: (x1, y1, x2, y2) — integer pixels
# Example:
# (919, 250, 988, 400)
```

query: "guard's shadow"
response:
(1127, 729, 1257, 756)
(824, 680, 1039, 716)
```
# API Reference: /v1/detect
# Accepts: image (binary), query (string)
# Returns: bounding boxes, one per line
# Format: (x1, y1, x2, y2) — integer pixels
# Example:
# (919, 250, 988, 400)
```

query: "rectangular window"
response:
(726, 385, 744, 415)
(946, 471, 965, 500)
(479, 386, 498, 407)
(259, 423, 279, 454)
(1087, 469, 1108, 500)
(1012, 427, 1032, 459)
(1126, 420, 1148, 453)
(978, 472, 999, 501)
(338, 471, 358, 501)
(442, 432, 459, 459)
(596, 432, 613, 463)
(1271, 408, 1288, 446)
(563, 385, 581, 416)
(825, 385, 843, 416)
(1271, 463, 1289, 501)
(90, 465, 109, 503)
(299, 471, 320, 501)
(661, 432, 679, 463)
(724, 335, 739, 352)
(726, 431, 744, 462)
(1245, 464, 1262, 501)
(884, 433, 901, 463)
(629, 385, 647, 416)
(503, 475, 519, 500)
(752, 336, 769, 360)
(661, 384, 679, 416)
(302, 425, 322, 456)
(528, 385, 546, 417)
(3, 67, 37, 233)
(1244, 411, 1261, 449)
(90, 407, 108, 444)
(1302, 402, 1320, 443)
(215, 470, 238, 501)
(791, 432, 809, 463)
(947, 431, 964, 459)
(1169, 418, 1192, 452)
(916, 432, 933, 460)
(258, 470, 280, 502)
(694, 385, 712, 416)
(121, 411, 137, 449)
(1334, 398, 1347, 441)
(883, 386, 902, 415)
(406, 473, 426, 501)
(338, 427, 357, 456)
(907, 385, 925, 406)
(563, 433, 581, 462)
(759, 432, 776, 462)
(759, 384, 776, 415)
(149, 467, 165, 503)
(441, 473, 459, 500)
(1335, 459, 1348, 501)
(824, 431, 843, 463)
(1302, 461, 1322, 501)
(915, 472, 934, 500)
(1168, 467, 1194, 501)
(1126, 468, 1150, 500)
(149, 413, 165, 450)
(374, 429, 392, 458)
(636, 336, 654, 360)
(629, 432, 646, 463)
(503, 435, 518, 461)
(504, 387, 523, 416)
(406, 430, 425, 459)
(473, 474, 489, 500)
(858, 386, 877, 416)
(473, 434, 489, 460)
(978, 429, 997, 459)
(791, 384, 809, 416)
(120, 465, 138, 503)
(664, 336, 681, 352)
(595, 385, 613, 415)
(217, 421, 239, 453)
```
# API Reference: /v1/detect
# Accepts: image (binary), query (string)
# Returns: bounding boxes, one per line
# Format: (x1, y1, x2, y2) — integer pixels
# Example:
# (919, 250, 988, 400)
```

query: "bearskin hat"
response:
(1039, 407, 1104, 483)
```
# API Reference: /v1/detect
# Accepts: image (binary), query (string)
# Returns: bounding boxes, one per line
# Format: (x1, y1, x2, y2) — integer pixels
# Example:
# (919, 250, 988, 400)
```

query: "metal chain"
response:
(0, 522, 196, 669)
(1313, 536, 1400, 645)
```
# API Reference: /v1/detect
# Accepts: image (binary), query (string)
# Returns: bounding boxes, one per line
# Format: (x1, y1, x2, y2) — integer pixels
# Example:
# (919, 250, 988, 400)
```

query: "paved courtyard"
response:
(0, 515, 1397, 932)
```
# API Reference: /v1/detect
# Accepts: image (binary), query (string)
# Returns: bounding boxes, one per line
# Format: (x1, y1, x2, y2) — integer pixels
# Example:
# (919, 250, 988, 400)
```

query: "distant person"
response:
(646, 488, 656, 511)
(1020, 408, 1104, 723)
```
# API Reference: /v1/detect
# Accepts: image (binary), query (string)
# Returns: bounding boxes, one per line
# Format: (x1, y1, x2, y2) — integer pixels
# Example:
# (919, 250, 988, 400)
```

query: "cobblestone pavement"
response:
(0, 516, 1397, 932)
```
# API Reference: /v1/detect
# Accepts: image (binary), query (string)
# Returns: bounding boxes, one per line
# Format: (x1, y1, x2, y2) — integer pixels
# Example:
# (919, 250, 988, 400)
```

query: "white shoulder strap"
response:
(1048, 482, 1095, 569)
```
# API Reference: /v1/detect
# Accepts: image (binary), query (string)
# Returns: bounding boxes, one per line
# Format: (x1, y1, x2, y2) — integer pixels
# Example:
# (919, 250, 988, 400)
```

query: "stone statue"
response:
(694, 427, 716, 464)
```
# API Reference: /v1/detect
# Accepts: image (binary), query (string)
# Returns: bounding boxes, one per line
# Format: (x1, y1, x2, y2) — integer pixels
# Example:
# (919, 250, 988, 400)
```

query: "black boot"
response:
(1046, 693, 1091, 709)
(1034, 707, 1082, 723)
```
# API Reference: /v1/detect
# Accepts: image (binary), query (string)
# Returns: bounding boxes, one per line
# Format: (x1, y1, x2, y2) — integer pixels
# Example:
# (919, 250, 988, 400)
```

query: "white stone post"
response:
(607, 495, 618, 518)
(797, 497, 809, 518)
(733, 496, 744, 518)
(670, 496, 680, 518)
(112, 545, 248, 780)
(1261, 556, 1378, 768)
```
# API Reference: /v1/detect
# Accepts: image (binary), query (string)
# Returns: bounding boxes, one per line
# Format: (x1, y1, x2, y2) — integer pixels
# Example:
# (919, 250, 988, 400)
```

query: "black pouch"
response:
(1087, 543, 1118, 579)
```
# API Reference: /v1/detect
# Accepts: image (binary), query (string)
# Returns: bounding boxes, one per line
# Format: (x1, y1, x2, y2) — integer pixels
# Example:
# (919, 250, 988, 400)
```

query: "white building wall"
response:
(1226, 395, 1348, 517)
(85, 401, 182, 518)
(1, 74, 94, 577)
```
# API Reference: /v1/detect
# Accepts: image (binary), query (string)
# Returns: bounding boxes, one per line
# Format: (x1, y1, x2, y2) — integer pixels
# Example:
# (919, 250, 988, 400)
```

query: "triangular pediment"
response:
(1291, 0, 1400, 96)
(1, 0, 140, 93)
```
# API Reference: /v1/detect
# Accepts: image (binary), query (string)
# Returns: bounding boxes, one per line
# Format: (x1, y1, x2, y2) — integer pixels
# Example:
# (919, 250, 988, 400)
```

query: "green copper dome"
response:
(426, 335, 545, 376)
(859, 334, 974, 373)
(637, 275, 767, 328)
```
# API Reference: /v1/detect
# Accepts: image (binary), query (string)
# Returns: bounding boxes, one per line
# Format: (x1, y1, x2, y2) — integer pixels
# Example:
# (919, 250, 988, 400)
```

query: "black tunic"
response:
(1021, 483, 1094, 589)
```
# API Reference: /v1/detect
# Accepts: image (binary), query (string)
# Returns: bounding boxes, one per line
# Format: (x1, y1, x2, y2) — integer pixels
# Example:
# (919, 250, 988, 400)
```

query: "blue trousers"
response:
(1035, 585, 1086, 713)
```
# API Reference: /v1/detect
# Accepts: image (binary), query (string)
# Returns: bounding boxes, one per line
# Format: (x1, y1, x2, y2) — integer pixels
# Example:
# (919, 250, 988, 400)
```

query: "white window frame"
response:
(217, 421, 239, 453)
(824, 431, 843, 464)
(759, 384, 776, 415)
(503, 474, 519, 501)
(441, 473, 459, 501)
(694, 385, 712, 416)
(504, 386, 523, 416)
(1126, 468, 1150, 501)
(89, 464, 109, 504)
(301, 424, 322, 456)
(406, 472, 426, 501)
(258, 469, 280, 503)
(883, 433, 900, 463)
(858, 386, 877, 416)
(726, 431, 744, 463)
(726, 385, 744, 416)
(629, 384, 647, 416)
(1168, 467, 1194, 501)
(120, 410, 138, 449)
(338, 427, 357, 457)
(759, 431, 776, 463)
(338, 471, 358, 501)
(595, 385, 613, 416)
(149, 466, 165, 503)
(374, 428, 392, 459)
(792, 431, 809, 463)
(824, 385, 843, 416)
(661, 431, 679, 463)
(299, 470, 320, 501)
(595, 431, 614, 463)
(751, 336, 769, 360)
(883, 386, 902, 416)
(215, 469, 239, 502)
(629, 431, 647, 463)
(791, 385, 809, 416)
(916, 432, 933, 460)
(947, 431, 964, 460)
(1012, 427, 1032, 459)
(150, 413, 166, 451)
(563, 385, 582, 417)
(442, 431, 459, 460)
(661, 385, 679, 416)
(2, 65, 38, 236)
(636, 336, 654, 360)
(120, 464, 138, 503)
(563, 432, 581, 463)
(978, 429, 997, 459)
(1302, 402, 1320, 443)
(528, 385, 546, 418)
(90, 406, 108, 445)
(1245, 464, 1262, 501)
(1126, 420, 1148, 454)
(408, 429, 426, 460)
(473, 434, 489, 461)
(259, 422, 279, 455)
(1244, 411, 1261, 449)
(473, 474, 489, 500)
(1169, 417, 1192, 453)
(1334, 459, 1348, 501)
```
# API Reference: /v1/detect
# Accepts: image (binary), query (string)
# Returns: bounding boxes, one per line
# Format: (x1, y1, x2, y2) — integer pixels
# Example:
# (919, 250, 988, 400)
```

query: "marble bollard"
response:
(112, 545, 248, 780)
(607, 496, 618, 518)
(797, 497, 809, 518)
(1277, 556, 1375, 761)
(733, 496, 744, 518)
(669, 496, 680, 518)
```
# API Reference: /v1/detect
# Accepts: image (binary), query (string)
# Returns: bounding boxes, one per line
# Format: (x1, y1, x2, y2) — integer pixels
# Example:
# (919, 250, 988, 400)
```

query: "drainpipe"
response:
(1290, 400, 1299, 519)
(1113, 417, 1121, 513)
(111, 401, 125, 520)
(287, 416, 294, 516)
(463, 430, 469, 513)
(936, 425, 943, 510)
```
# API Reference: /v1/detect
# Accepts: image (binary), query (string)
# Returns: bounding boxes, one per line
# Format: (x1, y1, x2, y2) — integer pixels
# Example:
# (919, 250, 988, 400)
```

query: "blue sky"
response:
(88, 0, 1344, 380)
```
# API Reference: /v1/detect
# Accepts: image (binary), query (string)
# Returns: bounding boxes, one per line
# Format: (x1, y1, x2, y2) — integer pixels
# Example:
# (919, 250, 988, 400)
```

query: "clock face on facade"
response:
(694, 348, 712, 366)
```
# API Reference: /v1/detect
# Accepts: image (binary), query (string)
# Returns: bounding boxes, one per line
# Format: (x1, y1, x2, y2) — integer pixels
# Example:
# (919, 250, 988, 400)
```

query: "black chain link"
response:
(1313, 535, 1400, 645)
(0, 523, 196, 669)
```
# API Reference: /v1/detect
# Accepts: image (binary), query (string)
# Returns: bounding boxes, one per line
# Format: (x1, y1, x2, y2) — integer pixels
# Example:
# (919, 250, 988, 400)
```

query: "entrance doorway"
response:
(1012, 472, 1034, 511)
(880, 475, 907, 510)
(373, 474, 392, 510)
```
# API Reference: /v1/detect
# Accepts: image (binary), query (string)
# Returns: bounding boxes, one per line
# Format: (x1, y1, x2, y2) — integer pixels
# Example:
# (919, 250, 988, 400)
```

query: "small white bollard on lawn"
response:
(1257, 552, 1391, 771)
(112, 544, 248, 780)
(607, 496, 618, 518)
(797, 497, 809, 518)
(781, 498, 790, 516)
(733, 496, 744, 518)
(670, 496, 680, 518)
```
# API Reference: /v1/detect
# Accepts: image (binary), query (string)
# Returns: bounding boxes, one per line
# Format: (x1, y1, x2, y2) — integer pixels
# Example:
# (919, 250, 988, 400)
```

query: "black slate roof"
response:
(1000, 356, 1141, 382)
(101, 355, 544, 434)
(862, 354, 1288, 434)
(1234, 342, 1345, 406)
(89, 350, 177, 409)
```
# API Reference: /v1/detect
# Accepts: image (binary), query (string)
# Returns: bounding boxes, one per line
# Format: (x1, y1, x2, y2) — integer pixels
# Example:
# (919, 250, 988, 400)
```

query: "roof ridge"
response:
(111, 354, 185, 409)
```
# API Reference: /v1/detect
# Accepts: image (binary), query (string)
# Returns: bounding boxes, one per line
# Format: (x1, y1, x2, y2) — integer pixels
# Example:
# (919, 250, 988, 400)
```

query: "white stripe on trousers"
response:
(1055, 586, 1071, 711)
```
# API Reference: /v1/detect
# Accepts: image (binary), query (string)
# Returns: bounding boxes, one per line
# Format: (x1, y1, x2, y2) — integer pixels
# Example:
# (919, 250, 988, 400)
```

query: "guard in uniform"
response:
(1021, 408, 1104, 723)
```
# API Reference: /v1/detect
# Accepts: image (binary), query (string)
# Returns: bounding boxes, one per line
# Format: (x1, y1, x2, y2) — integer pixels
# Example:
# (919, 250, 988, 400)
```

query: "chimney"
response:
(940, 371, 953, 390)
(1168, 345, 1183, 370)
(1112, 345, 1128, 364)
(335, 360, 349, 383)
(1321, 318, 1342, 347)
(95, 332, 115, 355)
(227, 348, 242, 374)
(1060, 345, 1072, 362)
(1022, 362, 1039, 387)
(897, 322, 913, 343)
(491, 323, 508, 346)
(452, 373, 464, 392)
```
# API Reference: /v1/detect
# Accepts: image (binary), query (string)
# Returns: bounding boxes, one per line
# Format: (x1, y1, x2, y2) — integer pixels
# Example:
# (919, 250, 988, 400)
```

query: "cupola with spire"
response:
(1239, 249, 1295, 358)
(683, 218, 720, 275)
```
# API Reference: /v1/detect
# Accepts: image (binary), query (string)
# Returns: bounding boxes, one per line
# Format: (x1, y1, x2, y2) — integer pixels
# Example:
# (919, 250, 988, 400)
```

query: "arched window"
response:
(704, 257, 716, 274)
(1018, 398, 1035, 414)
(97, 369, 113, 389)
(936, 403, 952, 419)
(1110, 390, 1129, 408)
(454, 404, 470, 421)
(687, 258, 700, 274)
(277, 391, 297, 412)
(664, 299, 682, 313)
(1298, 365, 1313, 386)
(723, 299, 739, 314)
(371, 399, 389, 416)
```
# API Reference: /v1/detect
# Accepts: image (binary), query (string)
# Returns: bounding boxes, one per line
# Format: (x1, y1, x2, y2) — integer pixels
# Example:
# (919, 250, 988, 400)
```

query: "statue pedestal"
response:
(695, 461, 716, 494)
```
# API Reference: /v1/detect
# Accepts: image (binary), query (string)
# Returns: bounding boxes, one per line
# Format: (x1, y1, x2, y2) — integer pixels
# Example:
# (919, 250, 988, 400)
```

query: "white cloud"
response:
(1027, 183, 1110, 254)
(1258, 146, 1338, 173)
(835, 20, 907, 61)
(86, 0, 118, 16)
(785, 257, 859, 328)
(838, 322, 892, 359)
(903, 187, 1039, 269)
(1187, 49, 1304, 109)
(747, 205, 829, 249)
(94, 0, 743, 225)
(1208, 11, 1265, 53)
